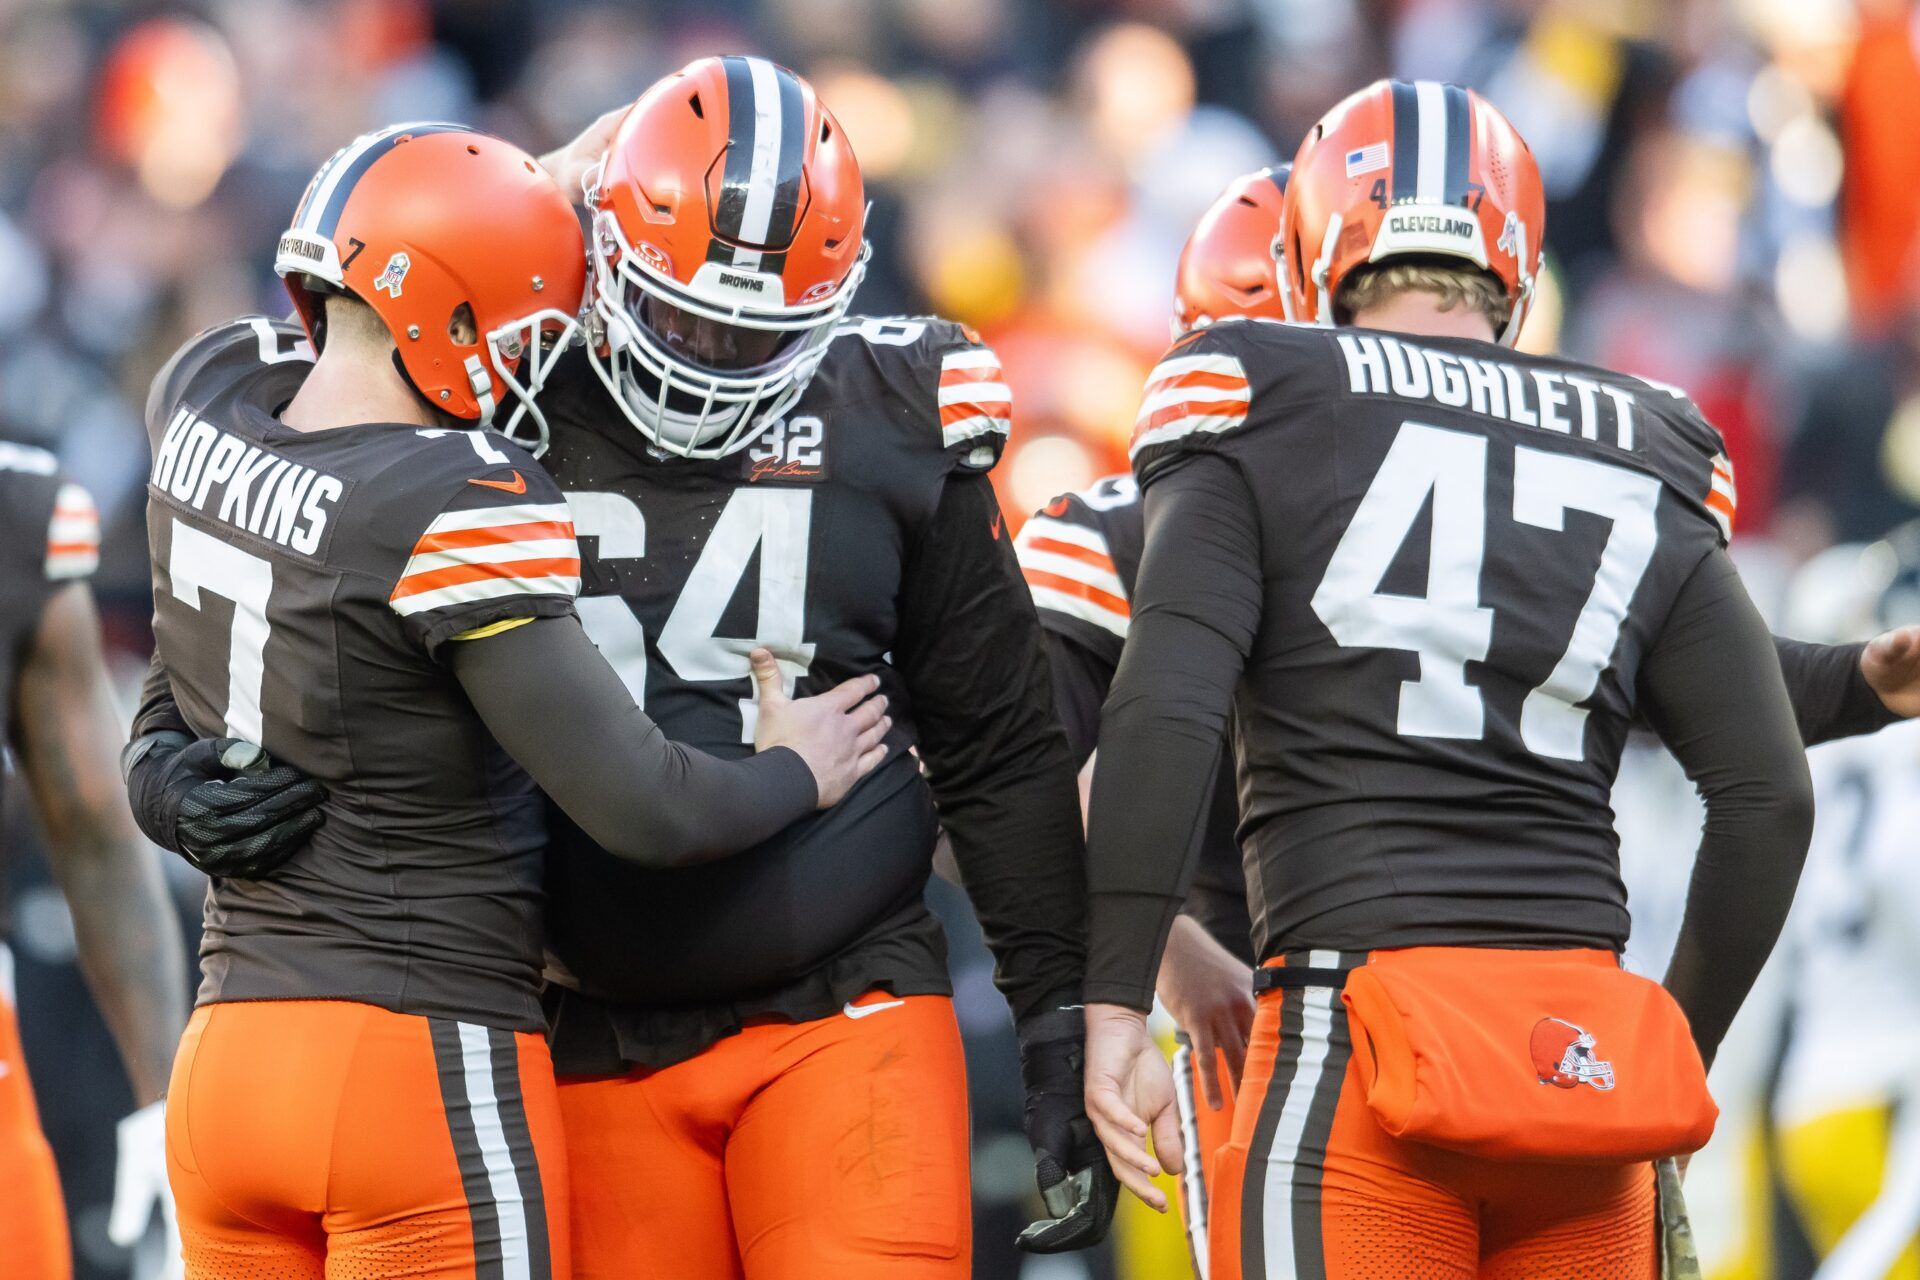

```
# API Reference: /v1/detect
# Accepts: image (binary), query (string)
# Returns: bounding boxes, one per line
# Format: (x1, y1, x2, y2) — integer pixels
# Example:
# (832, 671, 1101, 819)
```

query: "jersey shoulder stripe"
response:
(1016, 512, 1129, 637)
(1706, 451, 1736, 541)
(46, 481, 100, 581)
(1130, 350, 1251, 456)
(390, 500, 580, 617)
(937, 345, 1012, 450)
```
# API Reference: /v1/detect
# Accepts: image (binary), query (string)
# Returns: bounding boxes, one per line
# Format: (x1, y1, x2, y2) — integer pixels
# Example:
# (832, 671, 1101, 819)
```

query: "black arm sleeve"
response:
(1641, 548, 1816, 1067)
(1043, 630, 1111, 769)
(1773, 637, 1897, 746)
(1085, 454, 1263, 1010)
(450, 616, 818, 870)
(130, 649, 191, 741)
(894, 474, 1089, 1024)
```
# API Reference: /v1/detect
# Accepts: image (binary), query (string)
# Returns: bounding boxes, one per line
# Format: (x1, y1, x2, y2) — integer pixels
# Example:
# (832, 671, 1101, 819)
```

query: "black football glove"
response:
(122, 731, 326, 878)
(1015, 1004, 1120, 1254)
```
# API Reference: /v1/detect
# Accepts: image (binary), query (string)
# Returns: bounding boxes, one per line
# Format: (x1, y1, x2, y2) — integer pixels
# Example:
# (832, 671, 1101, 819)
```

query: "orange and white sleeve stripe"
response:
(45, 481, 100, 581)
(1129, 352, 1251, 457)
(1706, 452, 1736, 542)
(389, 501, 580, 617)
(1015, 513, 1129, 638)
(938, 346, 1012, 449)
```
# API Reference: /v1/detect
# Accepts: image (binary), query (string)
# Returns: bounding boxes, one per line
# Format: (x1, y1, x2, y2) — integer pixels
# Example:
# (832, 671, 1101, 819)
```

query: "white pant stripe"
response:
(1262, 948, 1340, 1279)
(456, 1022, 532, 1280)
(1173, 1041, 1211, 1279)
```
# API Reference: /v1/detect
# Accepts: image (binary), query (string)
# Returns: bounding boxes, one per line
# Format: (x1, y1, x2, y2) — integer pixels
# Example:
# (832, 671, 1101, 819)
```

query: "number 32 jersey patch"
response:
(1130, 319, 1734, 958)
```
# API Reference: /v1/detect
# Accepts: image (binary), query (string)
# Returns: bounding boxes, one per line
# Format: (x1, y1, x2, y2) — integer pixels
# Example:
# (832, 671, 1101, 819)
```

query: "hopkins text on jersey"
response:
(150, 408, 343, 556)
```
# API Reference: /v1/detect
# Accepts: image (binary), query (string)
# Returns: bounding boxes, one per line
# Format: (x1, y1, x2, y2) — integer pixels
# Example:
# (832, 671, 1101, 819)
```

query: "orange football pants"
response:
(0, 946, 71, 1279)
(167, 1000, 567, 1279)
(558, 990, 970, 1279)
(1174, 1030, 1238, 1280)
(1209, 953, 1657, 1280)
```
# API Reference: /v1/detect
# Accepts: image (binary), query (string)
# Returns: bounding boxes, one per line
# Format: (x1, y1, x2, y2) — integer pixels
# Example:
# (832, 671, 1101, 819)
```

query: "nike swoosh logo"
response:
(469, 470, 527, 494)
(843, 999, 905, 1020)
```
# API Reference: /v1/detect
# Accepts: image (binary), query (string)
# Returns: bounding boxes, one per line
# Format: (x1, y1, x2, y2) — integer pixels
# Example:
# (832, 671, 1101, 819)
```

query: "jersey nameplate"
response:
(1337, 333, 1642, 453)
(151, 408, 344, 558)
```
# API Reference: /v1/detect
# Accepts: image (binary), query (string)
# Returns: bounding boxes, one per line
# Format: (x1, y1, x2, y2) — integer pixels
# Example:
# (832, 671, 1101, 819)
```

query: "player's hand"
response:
(539, 103, 628, 205)
(1156, 914, 1254, 1108)
(1083, 1001, 1182, 1212)
(108, 1099, 182, 1279)
(1014, 1005, 1121, 1253)
(1862, 626, 1920, 718)
(123, 731, 325, 878)
(750, 649, 889, 807)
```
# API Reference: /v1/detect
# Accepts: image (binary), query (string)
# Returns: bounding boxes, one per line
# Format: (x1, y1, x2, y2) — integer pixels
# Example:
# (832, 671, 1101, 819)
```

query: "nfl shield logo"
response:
(374, 252, 411, 298)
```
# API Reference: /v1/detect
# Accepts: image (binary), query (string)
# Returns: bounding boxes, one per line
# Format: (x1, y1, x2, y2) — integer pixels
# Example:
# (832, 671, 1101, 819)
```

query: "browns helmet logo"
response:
(1530, 1017, 1615, 1091)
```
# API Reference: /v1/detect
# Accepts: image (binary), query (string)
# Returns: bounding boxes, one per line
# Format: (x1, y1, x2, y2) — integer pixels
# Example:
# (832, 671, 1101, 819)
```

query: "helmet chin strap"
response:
(464, 354, 498, 426)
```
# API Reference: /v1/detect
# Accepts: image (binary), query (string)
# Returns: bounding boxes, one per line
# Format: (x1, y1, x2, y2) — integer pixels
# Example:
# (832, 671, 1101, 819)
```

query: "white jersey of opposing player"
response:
(1775, 720, 1920, 1131)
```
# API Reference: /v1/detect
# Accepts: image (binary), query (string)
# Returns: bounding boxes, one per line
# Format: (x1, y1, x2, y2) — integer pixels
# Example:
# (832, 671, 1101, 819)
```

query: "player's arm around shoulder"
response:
(406, 432, 889, 866)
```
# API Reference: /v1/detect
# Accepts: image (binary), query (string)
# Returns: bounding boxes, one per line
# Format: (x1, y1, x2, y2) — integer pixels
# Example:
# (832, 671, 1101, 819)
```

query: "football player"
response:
(1016, 166, 1286, 1278)
(0, 443, 188, 1279)
(130, 58, 1111, 1277)
(1027, 158, 1920, 1280)
(526, 58, 1105, 1277)
(1082, 80, 1818, 1279)
(132, 122, 886, 1277)
(1773, 532, 1920, 1280)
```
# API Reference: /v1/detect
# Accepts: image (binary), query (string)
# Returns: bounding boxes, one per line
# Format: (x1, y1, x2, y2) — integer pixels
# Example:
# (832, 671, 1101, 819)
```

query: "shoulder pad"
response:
(0, 439, 92, 585)
(1128, 325, 1260, 479)
(1631, 376, 1737, 543)
(827, 315, 1011, 473)
(362, 428, 575, 621)
(1016, 496, 1131, 644)
(146, 316, 313, 439)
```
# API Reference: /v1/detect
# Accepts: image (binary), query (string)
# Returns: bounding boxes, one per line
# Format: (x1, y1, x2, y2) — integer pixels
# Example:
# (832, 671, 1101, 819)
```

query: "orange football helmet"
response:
(275, 123, 586, 444)
(1173, 164, 1291, 337)
(1280, 80, 1544, 346)
(584, 55, 867, 458)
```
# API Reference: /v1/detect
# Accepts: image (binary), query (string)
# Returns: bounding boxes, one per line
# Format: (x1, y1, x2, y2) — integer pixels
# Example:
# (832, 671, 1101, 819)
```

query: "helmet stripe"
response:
(711, 56, 759, 258)
(1389, 81, 1419, 204)
(1413, 80, 1448, 205)
(757, 64, 808, 276)
(732, 56, 785, 271)
(709, 56, 809, 275)
(1441, 83, 1472, 207)
(296, 121, 471, 242)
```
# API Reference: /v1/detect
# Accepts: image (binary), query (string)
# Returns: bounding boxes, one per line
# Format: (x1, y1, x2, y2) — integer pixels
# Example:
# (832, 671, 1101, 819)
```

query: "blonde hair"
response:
(1334, 260, 1510, 333)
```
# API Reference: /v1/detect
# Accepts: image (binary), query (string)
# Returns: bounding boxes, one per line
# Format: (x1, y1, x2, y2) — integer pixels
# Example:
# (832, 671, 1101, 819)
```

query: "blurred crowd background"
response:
(6, 0, 1920, 1277)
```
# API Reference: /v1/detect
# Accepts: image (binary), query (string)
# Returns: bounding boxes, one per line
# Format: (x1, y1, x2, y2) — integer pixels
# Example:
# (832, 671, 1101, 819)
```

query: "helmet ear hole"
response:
(448, 303, 477, 345)
(688, 93, 704, 119)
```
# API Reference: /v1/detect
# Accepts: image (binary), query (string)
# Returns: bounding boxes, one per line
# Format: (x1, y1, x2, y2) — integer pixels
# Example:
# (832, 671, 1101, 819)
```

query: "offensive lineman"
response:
(1083, 81, 1814, 1279)
(135, 123, 883, 1277)
(0, 442, 188, 1278)
(530, 58, 1105, 1276)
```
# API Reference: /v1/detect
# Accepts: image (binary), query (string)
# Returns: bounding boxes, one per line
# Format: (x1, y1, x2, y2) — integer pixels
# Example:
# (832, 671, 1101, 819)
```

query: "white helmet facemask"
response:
(486, 306, 581, 456)
(584, 205, 867, 460)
